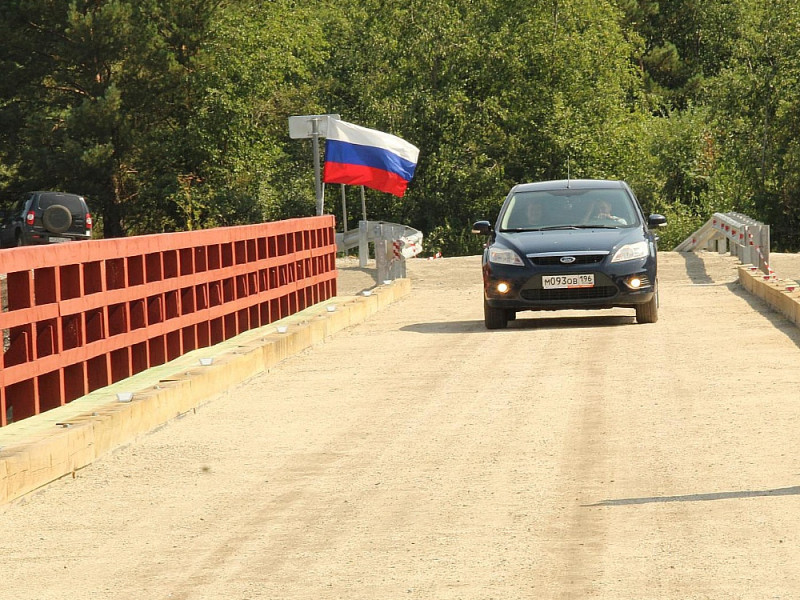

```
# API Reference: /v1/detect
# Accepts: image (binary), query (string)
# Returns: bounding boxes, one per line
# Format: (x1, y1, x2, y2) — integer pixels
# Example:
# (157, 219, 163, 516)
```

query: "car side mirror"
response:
(472, 220, 493, 235)
(648, 214, 667, 228)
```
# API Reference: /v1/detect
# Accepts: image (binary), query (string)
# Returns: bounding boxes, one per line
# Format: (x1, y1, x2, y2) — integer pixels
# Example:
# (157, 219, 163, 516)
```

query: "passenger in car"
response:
(505, 200, 545, 228)
(525, 200, 545, 226)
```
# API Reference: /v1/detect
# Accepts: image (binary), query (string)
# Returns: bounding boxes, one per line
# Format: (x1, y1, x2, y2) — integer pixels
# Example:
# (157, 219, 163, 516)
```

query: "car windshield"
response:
(499, 188, 639, 231)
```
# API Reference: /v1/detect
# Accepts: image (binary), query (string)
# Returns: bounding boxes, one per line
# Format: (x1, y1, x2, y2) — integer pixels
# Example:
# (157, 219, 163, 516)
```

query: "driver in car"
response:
(588, 200, 626, 225)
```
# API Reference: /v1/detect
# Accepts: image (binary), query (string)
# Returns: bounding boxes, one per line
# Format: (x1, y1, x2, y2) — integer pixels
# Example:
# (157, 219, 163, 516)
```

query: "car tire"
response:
(14, 231, 23, 247)
(635, 284, 659, 324)
(484, 299, 509, 329)
(42, 204, 73, 233)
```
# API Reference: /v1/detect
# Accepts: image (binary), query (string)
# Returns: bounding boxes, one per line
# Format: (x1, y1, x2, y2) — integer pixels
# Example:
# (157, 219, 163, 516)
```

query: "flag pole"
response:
(361, 186, 367, 221)
(311, 117, 323, 216)
(287, 114, 340, 217)
(341, 184, 348, 233)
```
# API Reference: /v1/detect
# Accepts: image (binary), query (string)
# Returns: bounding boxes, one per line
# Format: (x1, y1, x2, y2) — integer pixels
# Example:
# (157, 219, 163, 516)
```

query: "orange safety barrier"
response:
(0, 216, 337, 426)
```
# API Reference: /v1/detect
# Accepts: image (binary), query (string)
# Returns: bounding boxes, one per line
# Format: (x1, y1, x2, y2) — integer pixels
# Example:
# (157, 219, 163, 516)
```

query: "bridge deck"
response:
(2, 251, 800, 599)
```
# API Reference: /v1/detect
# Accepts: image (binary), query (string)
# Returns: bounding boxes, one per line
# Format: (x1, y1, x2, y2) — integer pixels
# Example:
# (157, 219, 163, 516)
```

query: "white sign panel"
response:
(288, 114, 340, 139)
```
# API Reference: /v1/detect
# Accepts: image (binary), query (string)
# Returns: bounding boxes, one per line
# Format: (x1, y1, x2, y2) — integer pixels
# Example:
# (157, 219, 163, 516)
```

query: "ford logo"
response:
(560, 256, 576, 264)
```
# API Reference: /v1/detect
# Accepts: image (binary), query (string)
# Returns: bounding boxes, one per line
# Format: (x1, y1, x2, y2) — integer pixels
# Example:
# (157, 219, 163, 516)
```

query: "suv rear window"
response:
(38, 193, 84, 212)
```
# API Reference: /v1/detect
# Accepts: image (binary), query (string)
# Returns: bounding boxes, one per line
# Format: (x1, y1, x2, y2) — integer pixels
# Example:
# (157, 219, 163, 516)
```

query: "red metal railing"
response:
(0, 216, 337, 426)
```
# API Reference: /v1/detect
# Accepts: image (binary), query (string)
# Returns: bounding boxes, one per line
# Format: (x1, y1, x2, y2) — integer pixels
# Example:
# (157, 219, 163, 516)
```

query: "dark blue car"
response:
(472, 179, 667, 329)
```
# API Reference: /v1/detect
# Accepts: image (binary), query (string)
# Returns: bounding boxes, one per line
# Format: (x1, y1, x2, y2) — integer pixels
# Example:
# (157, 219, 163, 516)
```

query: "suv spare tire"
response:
(42, 204, 73, 233)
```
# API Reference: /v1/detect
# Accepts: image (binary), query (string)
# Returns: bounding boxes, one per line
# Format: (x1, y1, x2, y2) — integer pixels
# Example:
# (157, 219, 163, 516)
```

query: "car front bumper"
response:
(483, 258, 657, 311)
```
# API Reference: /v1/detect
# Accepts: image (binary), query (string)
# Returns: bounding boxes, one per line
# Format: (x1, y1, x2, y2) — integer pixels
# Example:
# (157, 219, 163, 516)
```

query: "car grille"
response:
(521, 286, 618, 301)
(529, 254, 606, 266)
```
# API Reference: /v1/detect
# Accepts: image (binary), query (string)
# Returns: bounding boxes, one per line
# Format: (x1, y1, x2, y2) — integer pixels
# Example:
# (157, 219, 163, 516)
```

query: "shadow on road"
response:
(507, 314, 635, 329)
(400, 321, 485, 334)
(725, 281, 800, 351)
(681, 251, 715, 284)
(400, 313, 635, 334)
(586, 485, 800, 507)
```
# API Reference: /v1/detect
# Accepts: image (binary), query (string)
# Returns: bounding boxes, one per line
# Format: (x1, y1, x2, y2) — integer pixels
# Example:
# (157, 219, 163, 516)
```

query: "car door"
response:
(0, 203, 17, 247)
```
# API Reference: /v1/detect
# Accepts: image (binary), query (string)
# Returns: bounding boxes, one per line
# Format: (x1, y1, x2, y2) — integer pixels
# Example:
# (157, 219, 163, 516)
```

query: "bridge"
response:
(2, 250, 800, 598)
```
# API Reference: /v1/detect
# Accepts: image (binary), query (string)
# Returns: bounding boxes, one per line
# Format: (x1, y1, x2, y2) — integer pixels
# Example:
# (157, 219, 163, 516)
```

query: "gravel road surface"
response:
(1, 251, 800, 599)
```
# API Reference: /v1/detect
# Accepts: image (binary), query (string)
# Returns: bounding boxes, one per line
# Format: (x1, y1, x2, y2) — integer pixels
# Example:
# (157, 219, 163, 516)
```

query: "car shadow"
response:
(506, 313, 635, 329)
(400, 313, 635, 334)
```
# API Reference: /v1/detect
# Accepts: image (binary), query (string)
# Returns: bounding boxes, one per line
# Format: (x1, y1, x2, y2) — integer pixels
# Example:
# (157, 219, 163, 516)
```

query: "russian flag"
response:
(323, 119, 419, 197)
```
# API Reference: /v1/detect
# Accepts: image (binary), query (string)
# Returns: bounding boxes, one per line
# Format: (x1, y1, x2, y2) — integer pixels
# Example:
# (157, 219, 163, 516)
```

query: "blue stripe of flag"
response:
(325, 140, 417, 182)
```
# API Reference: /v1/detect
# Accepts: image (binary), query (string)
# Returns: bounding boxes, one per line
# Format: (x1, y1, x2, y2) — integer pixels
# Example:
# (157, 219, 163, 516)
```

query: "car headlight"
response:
(611, 241, 649, 263)
(488, 246, 524, 266)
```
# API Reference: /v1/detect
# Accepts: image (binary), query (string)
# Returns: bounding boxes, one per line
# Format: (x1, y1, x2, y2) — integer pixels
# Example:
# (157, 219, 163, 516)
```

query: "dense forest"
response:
(2, 0, 800, 254)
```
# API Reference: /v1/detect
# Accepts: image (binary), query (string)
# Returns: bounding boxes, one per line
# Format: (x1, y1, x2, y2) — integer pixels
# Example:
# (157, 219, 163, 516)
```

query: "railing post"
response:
(388, 224, 406, 281)
(358, 220, 369, 268)
(375, 223, 388, 283)
(744, 225, 754, 266)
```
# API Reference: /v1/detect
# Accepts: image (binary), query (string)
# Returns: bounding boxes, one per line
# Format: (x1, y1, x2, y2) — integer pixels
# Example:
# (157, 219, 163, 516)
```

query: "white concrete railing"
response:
(336, 220, 423, 283)
(674, 212, 771, 274)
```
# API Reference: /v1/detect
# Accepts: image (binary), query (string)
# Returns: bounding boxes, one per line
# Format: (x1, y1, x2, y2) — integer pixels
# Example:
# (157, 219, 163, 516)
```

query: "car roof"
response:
(29, 191, 86, 203)
(30, 190, 83, 197)
(510, 179, 628, 193)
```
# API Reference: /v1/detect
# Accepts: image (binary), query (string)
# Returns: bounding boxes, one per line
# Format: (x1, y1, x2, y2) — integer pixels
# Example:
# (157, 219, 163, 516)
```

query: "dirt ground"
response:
(2, 251, 800, 599)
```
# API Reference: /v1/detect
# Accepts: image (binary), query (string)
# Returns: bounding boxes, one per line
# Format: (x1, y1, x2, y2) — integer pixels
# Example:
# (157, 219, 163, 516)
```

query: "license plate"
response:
(542, 274, 595, 289)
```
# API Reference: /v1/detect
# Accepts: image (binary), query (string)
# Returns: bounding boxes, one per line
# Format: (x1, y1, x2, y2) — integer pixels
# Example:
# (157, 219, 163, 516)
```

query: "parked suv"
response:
(0, 191, 92, 248)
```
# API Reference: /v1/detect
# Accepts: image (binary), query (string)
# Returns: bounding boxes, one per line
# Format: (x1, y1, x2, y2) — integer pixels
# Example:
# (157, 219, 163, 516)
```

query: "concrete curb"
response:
(0, 278, 411, 505)
(738, 265, 800, 325)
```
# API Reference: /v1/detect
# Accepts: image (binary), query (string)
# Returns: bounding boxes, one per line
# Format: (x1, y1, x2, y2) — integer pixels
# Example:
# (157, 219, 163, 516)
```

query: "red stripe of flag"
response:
(324, 162, 411, 197)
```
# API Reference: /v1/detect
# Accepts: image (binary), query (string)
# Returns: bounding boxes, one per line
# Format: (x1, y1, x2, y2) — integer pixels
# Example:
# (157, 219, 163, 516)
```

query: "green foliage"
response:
(424, 222, 487, 258)
(620, 0, 743, 109)
(655, 202, 706, 251)
(2, 0, 800, 253)
(319, 0, 654, 253)
(704, 0, 800, 249)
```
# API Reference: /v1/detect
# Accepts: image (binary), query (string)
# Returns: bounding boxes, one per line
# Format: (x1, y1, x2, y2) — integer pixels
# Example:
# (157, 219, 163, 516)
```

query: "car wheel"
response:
(42, 204, 73, 233)
(484, 299, 509, 329)
(635, 283, 658, 324)
(14, 231, 23, 247)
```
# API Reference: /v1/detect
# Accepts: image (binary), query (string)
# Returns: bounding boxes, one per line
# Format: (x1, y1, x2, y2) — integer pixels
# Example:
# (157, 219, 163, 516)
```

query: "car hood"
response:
(495, 227, 647, 256)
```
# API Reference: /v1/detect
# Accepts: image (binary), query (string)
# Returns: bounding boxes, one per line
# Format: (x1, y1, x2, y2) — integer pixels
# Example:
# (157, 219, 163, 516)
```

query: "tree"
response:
(0, 0, 137, 236)
(708, 0, 800, 248)
(619, 0, 742, 110)
(0, 0, 330, 236)
(318, 0, 650, 254)
(4, 0, 800, 254)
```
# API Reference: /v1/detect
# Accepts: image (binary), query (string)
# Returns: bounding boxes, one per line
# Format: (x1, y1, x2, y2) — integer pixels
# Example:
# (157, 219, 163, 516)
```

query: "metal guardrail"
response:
(674, 212, 771, 274)
(336, 220, 423, 283)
